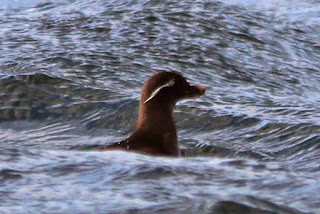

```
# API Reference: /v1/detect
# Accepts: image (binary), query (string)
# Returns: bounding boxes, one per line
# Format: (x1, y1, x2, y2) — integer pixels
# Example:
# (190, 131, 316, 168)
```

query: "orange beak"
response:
(195, 85, 206, 95)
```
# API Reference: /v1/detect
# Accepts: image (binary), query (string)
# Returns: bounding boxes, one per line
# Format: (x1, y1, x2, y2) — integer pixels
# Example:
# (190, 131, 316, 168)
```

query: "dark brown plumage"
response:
(99, 71, 206, 157)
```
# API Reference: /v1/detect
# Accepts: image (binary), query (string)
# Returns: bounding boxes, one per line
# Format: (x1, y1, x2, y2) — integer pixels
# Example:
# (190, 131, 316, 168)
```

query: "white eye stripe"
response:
(144, 79, 175, 104)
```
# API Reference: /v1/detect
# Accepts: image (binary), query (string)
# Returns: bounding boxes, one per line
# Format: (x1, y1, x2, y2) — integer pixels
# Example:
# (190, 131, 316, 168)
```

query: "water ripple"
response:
(0, 0, 320, 213)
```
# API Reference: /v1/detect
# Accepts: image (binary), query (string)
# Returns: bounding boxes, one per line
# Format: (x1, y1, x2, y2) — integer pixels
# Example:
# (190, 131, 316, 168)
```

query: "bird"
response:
(98, 71, 206, 157)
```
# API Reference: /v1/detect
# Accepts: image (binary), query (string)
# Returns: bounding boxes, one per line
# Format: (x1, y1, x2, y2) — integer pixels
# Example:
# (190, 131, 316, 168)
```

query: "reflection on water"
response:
(0, 0, 48, 9)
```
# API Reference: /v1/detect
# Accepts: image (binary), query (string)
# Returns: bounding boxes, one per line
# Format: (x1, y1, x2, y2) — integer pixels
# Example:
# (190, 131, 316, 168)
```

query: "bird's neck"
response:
(129, 101, 180, 157)
(136, 102, 176, 134)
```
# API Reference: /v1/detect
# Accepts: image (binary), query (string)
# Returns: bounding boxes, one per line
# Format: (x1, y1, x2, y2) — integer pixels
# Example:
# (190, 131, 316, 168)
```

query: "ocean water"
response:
(0, 0, 320, 213)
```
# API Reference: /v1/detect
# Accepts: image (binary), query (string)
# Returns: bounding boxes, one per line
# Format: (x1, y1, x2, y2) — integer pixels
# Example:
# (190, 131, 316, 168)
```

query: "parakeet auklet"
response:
(99, 71, 206, 157)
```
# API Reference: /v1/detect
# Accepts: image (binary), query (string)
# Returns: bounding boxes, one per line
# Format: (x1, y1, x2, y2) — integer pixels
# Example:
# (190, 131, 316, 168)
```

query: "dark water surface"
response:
(1, 0, 320, 213)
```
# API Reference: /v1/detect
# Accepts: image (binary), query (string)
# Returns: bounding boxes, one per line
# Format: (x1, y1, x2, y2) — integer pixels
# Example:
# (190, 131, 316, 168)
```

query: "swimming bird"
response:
(99, 71, 206, 157)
